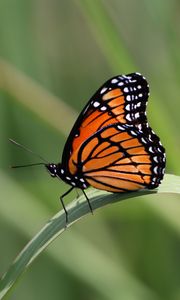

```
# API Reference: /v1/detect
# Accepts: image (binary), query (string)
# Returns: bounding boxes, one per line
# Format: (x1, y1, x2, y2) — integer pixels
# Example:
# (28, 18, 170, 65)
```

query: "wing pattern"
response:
(69, 123, 165, 192)
(62, 73, 149, 169)
(60, 72, 166, 192)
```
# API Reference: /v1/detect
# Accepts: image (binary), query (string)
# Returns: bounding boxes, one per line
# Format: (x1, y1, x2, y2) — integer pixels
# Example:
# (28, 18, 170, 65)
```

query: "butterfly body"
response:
(46, 72, 165, 196)
(46, 163, 89, 189)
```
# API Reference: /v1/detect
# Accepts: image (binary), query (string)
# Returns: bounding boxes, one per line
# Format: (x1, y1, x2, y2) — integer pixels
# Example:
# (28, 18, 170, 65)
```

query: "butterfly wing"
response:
(70, 123, 166, 192)
(62, 72, 150, 172)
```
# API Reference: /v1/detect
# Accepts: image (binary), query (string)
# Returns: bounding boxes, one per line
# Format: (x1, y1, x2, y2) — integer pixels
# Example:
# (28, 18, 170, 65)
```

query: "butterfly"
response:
(11, 72, 166, 222)
(45, 72, 166, 219)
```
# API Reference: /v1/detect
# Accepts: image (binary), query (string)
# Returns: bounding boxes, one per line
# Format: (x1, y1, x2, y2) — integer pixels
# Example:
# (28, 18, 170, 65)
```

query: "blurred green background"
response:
(0, 1, 180, 299)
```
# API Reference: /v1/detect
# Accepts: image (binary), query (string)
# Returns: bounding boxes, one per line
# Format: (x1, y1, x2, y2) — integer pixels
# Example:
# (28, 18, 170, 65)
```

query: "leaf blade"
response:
(0, 174, 179, 299)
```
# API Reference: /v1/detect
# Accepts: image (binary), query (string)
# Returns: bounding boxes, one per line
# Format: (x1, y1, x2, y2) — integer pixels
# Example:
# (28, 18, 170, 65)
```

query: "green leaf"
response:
(0, 174, 179, 299)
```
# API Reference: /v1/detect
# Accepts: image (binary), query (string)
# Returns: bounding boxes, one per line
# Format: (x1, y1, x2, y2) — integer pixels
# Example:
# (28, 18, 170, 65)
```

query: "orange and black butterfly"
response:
(45, 73, 166, 215)
(11, 73, 166, 221)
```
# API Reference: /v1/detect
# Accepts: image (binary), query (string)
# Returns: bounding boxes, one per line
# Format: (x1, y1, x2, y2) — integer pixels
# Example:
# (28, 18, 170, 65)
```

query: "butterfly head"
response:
(45, 163, 60, 178)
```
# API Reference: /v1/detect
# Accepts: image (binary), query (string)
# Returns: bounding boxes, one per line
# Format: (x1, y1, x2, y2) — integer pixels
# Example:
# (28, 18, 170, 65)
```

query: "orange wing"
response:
(62, 73, 150, 173)
(69, 123, 165, 192)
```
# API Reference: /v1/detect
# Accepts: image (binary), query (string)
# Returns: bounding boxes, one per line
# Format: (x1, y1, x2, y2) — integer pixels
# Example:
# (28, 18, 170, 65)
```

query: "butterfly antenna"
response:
(11, 162, 45, 169)
(9, 138, 49, 165)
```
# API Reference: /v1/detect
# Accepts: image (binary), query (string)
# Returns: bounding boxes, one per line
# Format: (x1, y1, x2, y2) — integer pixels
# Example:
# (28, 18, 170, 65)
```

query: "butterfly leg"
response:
(82, 189, 93, 215)
(60, 186, 74, 224)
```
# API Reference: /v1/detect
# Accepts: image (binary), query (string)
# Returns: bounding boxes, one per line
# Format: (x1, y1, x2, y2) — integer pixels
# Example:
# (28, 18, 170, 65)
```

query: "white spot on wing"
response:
(118, 82, 124, 86)
(126, 95, 131, 101)
(141, 137, 147, 144)
(130, 130, 137, 136)
(138, 124, 142, 131)
(124, 87, 129, 93)
(117, 125, 125, 131)
(153, 156, 158, 163)
(126, 114, 132, 121)
(154, 166, 158, 174)
(148, 135, 153, 142)
(149, 146, 154, 153)
(93, 101, 100, 107)
(135, 112, 140, 118)
(125, 104, 131, 111)
(111, 78, 118, 84)
(100, 87, 108, 94)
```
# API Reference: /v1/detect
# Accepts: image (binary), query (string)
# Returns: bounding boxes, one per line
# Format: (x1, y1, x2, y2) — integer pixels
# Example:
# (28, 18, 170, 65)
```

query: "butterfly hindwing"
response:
(74, 123, 166, 192)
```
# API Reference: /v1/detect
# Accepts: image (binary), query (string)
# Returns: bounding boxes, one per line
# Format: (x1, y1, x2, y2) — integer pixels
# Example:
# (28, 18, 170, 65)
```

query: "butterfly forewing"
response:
(62, 73, 148, 165)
